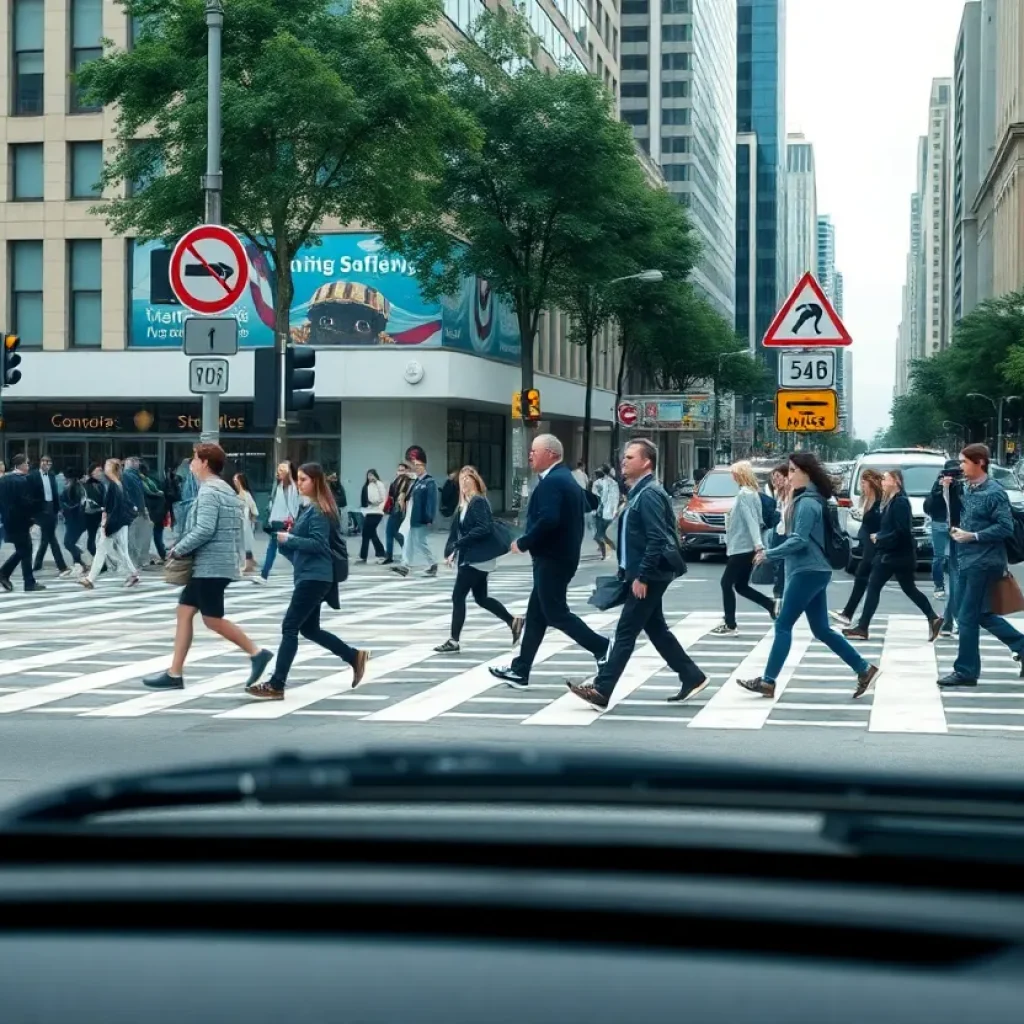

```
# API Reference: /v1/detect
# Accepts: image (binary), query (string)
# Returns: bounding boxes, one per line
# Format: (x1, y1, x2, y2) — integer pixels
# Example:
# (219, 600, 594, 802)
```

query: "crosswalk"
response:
(0, 567, 1022, 734)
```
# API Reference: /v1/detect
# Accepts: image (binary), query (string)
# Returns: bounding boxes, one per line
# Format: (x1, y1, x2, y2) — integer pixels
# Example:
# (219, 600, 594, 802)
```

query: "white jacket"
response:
(363, 479, 388, 514)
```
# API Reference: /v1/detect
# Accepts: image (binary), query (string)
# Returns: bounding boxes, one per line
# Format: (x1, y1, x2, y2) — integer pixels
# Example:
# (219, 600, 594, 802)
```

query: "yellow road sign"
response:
(775, 389, 838, 432)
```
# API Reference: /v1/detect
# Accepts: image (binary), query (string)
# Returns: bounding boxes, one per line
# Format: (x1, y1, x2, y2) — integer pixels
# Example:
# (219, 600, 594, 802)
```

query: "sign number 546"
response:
(189, 357, 229, 395)
(779, 351, 836, 389)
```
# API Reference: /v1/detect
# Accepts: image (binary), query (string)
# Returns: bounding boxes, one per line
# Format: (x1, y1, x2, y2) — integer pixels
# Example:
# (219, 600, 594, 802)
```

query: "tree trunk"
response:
(273, 247, 295, 469)
(610, 325, 631, 459)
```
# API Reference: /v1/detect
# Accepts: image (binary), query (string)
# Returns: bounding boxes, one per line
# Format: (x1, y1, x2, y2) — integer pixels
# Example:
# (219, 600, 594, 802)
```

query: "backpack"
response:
(804, 494, 850, 570)
(1006, 505, 1024, 565)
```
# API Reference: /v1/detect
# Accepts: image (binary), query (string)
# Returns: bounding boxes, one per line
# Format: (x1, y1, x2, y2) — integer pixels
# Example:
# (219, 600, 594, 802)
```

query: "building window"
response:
(10, 143, 44, 200)
(662, 164, 690, 181)
(12, 0, 45, 116)
(662, 80, 690, 98)
(661, 52, 691, 71)
(447, 410, 505, 491)
(69, 240, 103, 348)
(662, 23, 692, 41)
(622, 109, 648, 126)
(9, 240, 44, 347)
(620, 81, 648, 98)
(621, 54, 648, 71)
(662, 107, 691, 125)
(662, 135, 691, 153)
(70, 0, 104, 113)
(662, 0, 691, 11)
(69, 141, 104, 198)
(622, 26, 648, 43)
(621, 0, 648, 12)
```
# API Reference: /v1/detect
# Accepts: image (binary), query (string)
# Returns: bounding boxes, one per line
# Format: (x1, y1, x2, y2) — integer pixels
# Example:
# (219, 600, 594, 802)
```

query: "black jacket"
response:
(444, 495, 507, 565)
(0, 472, 34, 532)
(28, 469, 60, 516)
(102, 478, 135, 536)
(872, 492, 916, 568)
(923, 477, 963, 527)
(857, 502, 883, 549)
(517, 463, 588, 569)
(617, 474, 684, 584)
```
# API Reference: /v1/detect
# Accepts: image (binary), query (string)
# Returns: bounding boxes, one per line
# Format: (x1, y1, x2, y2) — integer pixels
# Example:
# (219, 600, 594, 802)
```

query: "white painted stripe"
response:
(520, 615, 714, 727)
(765, 719, 864, 728)
(363, 613, 619, 722)
(868, 615, 946, 734)
(688, 625, 814, 730)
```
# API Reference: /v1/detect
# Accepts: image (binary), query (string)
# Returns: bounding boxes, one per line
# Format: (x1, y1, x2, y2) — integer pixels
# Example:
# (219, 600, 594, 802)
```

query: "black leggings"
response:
(842, 549, 875, 619)
(721, 551, 775, 628)
(451, 564, 514, 641)
(857, 561, 937, 631)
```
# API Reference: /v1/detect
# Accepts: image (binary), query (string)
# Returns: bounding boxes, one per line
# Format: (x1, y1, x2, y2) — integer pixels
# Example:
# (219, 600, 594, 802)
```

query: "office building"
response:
(784, 132, 817, 288)
(952, 2, 982, 324)
(923, 78, 954, 358)
(620, 0, 738, 321)
(816, 215, 835, 297)
(895, 138, 928, 397)
(0, 0, 621, 505)
(735, 0, 786, 355)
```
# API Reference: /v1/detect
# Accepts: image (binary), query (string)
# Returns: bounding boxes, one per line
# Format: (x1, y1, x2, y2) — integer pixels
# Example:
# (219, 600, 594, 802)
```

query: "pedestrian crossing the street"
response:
(0, 568, 1021, 735)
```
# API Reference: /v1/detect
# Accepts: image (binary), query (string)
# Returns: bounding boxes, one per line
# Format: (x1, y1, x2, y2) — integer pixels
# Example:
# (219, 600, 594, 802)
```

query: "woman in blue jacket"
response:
(434, 467, 521, 654)
(739, 452, 880, 701)
(246, 462, 368, 700)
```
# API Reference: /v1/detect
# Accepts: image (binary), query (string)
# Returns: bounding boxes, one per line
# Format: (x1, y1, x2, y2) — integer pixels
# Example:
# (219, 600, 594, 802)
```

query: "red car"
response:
(677, 469, 738, 557)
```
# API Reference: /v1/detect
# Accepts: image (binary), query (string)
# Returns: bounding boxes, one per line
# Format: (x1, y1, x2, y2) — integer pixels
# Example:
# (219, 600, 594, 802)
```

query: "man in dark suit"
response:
(30, 454, 69, 576)
(489, 433, 608, 688)
(0, 454, 44, 591)
(567, 439, 707, 708)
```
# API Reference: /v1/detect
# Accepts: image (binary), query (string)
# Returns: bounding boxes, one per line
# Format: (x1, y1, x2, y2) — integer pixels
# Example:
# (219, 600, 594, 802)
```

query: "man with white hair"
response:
(489, 433, 608, 688)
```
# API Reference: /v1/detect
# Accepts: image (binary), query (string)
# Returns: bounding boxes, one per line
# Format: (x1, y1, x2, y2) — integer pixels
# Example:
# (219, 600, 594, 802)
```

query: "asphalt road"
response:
(0, 546, 1021, 813)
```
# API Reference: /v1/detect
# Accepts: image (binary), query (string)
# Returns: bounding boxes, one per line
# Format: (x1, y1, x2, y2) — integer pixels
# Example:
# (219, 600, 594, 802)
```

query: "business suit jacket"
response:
(516, 463, 587, 570)
(0, 472, 34, 533)
(28, 469, 60, 516)
(617, 474, 684, 584)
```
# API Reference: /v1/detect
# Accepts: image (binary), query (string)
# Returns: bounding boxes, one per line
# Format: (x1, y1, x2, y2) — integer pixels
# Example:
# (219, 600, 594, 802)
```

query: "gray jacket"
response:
(726, 487, 763, 556)
(173, 476, 244, 580)
(765, 484, 831, 576)
(958, 476, 1012, 574)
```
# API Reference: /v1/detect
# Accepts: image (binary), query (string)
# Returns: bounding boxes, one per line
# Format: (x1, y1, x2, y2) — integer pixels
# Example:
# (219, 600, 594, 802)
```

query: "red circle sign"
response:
(617, 402, 638, 427)
(169, 224, 250, 315)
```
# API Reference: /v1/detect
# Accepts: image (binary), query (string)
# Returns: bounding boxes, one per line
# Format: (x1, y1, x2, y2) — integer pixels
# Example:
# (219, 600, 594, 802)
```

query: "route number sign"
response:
(189, 358, 230, 395)
(778, 350, 836, 390)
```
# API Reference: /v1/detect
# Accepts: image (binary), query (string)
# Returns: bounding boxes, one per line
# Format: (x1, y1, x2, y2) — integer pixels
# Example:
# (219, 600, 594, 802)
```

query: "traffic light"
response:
(512, 391, 522, 419)
(2, 334, 22, 388)
(524, 388, 541, 421)
(285, 344, 315, 413)
(252, 347, 278, 430)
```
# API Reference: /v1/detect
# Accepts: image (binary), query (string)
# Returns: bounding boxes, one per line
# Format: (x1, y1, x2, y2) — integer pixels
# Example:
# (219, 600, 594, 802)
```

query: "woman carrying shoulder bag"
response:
(247, 462, 369, 700)
(78, 458, 139, 589)
(434, 466, 522, 654)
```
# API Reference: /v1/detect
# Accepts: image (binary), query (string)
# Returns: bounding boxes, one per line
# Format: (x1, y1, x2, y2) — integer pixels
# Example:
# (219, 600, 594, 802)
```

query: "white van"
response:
(840, 448, 948, 571)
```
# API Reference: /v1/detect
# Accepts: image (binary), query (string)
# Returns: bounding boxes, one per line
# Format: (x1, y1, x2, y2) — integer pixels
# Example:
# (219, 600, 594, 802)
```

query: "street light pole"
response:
(200, 0, 224, 444)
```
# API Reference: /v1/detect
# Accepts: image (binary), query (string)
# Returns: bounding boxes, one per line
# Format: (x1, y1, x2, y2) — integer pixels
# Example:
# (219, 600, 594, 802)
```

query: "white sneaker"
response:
(829, 610, 851, 627)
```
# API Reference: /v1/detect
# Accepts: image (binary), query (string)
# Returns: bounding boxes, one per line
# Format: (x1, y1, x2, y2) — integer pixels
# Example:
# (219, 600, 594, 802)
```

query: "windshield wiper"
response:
(4, 748, 1024, 845)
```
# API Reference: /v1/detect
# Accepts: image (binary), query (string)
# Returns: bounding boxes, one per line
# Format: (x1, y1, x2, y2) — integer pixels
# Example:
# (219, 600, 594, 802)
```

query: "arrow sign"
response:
(170, 224, 249, 315)
(184, 262, 235, 281)
(775, 388, 838, 432)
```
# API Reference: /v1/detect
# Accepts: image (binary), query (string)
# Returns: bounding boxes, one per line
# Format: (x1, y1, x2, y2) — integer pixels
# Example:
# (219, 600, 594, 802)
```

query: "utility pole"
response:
(200, 0, 224, 443)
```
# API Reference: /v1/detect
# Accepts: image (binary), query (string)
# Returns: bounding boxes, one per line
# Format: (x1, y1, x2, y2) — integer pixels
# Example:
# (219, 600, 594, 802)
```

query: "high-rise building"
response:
(620, 0, 738, 321)
(784, 133, 817, 289)
(816, 215, 835, 297)
(952, 2, 982, 325)
(974, 0, 999, 302)
(735, 0, 787, 356)
(815, 224, 849, 431)
(833, 271, 853, 433)
(895, 138, 928, 397)
(923, 78, 954, 358)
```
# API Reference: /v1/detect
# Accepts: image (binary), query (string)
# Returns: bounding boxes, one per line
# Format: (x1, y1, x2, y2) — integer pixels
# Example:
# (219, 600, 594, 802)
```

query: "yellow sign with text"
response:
(775, 389, 838, 432)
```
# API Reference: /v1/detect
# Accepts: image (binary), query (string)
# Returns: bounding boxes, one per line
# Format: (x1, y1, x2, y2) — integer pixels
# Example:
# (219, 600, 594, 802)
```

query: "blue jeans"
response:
(952, 565, 1024, 680)
(942, 540, 959, 631)
(764, 570, 870, 683)
(384, 512, 405, 559)
(931, 521, 949, 590)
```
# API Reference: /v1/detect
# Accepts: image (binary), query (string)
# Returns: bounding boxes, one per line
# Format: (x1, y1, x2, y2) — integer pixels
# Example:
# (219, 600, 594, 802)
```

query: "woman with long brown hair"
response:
(740, 452, 880, 700)
(842, 468, 942, 647)
(434, 466, 521, 653)
(829, 468, 884, 628)
(246, 462, 368, 700)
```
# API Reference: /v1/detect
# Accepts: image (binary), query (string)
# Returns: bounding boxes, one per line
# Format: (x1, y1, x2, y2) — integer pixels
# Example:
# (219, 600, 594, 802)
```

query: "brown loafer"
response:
(351, 649, 370, 688)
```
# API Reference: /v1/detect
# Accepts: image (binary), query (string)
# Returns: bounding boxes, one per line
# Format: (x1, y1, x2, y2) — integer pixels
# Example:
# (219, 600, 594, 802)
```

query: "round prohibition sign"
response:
(169, 224, 250, 315)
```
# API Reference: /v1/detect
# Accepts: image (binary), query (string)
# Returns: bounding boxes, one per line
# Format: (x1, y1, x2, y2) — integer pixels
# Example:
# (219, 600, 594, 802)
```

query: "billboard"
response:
(129, 233, 520, 363)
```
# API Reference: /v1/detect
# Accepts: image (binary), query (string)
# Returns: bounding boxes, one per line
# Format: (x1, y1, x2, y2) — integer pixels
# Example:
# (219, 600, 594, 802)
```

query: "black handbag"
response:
(588, 575, 628, 611)
(329, 526, 349, 584)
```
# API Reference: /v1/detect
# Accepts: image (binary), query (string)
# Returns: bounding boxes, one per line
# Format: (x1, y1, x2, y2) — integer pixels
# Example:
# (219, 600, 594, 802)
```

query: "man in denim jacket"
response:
(939, 443, 1024, 687)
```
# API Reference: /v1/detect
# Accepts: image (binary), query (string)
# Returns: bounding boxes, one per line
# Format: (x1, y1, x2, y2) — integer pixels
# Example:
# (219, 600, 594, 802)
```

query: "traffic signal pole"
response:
(200, 0, 224, 444)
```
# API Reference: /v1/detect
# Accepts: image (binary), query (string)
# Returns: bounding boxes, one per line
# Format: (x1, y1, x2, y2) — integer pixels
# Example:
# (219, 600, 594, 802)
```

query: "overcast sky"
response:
(785, 0, 969, 439)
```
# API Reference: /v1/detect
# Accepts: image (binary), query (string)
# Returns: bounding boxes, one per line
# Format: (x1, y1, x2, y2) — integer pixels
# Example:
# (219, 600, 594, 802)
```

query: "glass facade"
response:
(736, 0, 786, 357)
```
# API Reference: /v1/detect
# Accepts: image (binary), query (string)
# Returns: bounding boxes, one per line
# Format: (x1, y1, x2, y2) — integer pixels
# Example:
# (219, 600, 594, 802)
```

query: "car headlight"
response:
(682, 510, 702, 523)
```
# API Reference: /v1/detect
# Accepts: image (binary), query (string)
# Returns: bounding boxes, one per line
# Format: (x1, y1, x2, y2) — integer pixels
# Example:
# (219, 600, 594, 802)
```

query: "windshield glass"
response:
(697, 473, 739, 498)
(992, 465, 1018, 489)
(855, 464, 941, 497)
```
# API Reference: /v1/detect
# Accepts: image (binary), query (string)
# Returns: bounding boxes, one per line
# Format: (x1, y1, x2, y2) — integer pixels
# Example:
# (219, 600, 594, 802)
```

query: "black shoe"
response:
(246, 649, 273, 687)
(668, 676, 710, 703)
(425, 564, 438, 577)
(143, 671, 184, 690)
(24, 584, 46, 592)
(0, 576, 11, 592)
(937, 672, 977, 688)
(489, 665, 528, 689)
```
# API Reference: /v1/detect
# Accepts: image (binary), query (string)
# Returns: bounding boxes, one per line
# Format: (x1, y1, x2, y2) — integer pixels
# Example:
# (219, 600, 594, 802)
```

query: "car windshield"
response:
(855, 464, 941, 497)
(992, 465, 1018, 489)
(697, 473, 739, 498)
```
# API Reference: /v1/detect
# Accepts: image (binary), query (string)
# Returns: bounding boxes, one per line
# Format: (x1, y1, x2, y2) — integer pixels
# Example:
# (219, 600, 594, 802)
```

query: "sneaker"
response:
(565, 679, 608, 709)
(246, 649, 273, 687)
(489, 665, 528, 689)
(710, 624, 738, 636)
(667, 676, 710, 703)
(829, 610, 852, 627)
(737, 676, 775, 698)
(842, 626, 869, 641)
(424, 564, 438, 577)
(433, 639, 460, 654)
(246, 680, 284, 700)
(389, 564, 410, 577)
(853, 665, 880, 700)
(143, 671, 184, 690)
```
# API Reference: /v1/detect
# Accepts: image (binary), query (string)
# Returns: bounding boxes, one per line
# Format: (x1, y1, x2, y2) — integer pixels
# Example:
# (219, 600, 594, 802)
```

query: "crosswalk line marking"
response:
(520, 615, 713, 727)
(765, 719, 864, 728)
(363, 612, 619, 723)
(868, 615, 946, 734)
(688, 625, 814, 729)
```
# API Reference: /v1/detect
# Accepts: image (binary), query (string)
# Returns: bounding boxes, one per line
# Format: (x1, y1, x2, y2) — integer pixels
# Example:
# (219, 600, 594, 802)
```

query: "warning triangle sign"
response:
(762, 272, 852, 347)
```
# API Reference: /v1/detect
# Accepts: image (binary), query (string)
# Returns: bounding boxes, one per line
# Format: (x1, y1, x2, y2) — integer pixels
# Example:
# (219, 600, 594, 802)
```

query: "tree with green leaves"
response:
(79, 0, 464, 443)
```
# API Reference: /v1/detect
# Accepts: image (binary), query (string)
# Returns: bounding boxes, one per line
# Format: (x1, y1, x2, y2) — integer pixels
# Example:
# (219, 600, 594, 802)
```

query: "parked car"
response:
(677, 468, 737, 557)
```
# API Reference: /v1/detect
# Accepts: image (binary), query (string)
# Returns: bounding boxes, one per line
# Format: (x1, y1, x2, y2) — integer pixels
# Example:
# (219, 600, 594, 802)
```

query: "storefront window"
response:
(447, 409, 505, 490)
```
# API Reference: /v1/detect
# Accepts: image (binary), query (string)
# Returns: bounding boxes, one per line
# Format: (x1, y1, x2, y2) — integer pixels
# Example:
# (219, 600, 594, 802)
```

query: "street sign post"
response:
(775, 389, 839, 432)
(763, 272, 851, 348)
(189, 358, 229, 395)
(778, 350, 836, 390)
(169, 224, 249, 316)
(617, 402, 639, 427)
(182, 316, 238, 356)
